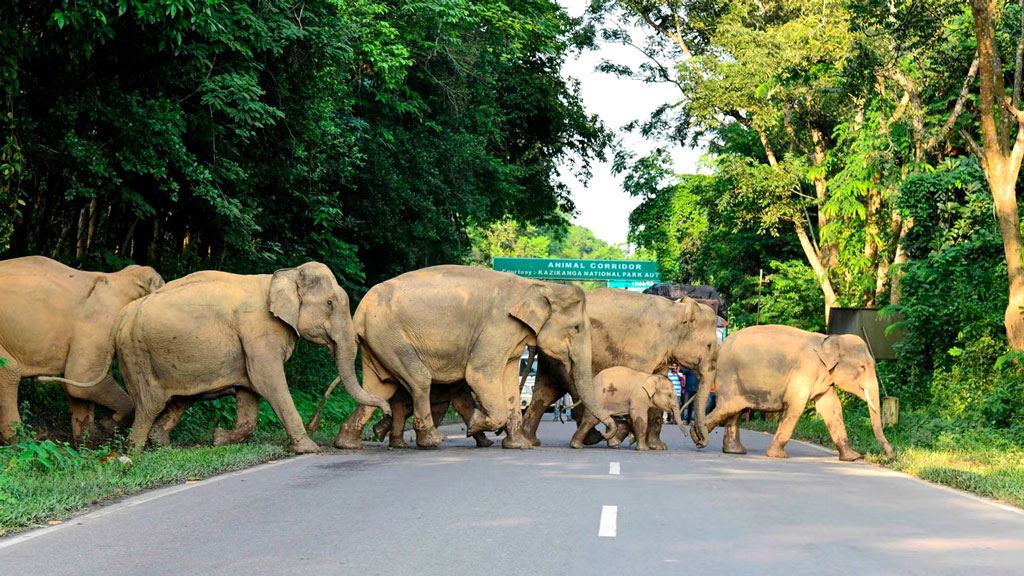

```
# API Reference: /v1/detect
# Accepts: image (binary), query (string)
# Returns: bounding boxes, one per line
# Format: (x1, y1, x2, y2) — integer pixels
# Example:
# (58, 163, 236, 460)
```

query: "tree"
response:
(965, 0, 1024, 350)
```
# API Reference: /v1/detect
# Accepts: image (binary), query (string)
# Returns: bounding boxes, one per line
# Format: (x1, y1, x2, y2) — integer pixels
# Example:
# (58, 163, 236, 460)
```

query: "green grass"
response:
(0, 438, 290, 534)
(741, 408, 1024, 509)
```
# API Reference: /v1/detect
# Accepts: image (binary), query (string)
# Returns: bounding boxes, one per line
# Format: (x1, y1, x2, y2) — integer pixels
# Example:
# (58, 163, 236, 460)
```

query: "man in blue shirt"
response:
(681, 367, 700, 425)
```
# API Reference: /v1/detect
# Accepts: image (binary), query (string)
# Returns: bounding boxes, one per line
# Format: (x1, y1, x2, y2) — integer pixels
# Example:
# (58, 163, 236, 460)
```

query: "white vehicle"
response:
(519, 347, 537, 410)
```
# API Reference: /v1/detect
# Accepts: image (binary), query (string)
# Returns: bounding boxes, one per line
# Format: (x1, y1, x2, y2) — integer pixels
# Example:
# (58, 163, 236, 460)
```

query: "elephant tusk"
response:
(864, 387, 876, 413)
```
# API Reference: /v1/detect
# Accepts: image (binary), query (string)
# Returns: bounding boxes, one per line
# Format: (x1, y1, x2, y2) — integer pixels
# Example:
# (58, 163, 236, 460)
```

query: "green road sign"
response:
(493, 257, 660, 282)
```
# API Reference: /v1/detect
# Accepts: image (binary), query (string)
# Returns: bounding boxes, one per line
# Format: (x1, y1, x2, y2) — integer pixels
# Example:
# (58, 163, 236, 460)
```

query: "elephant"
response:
(54, 262, 391, 454)
(333, 265, 617, 450)
(372, 384, 494, 448)
(0, 255, 164, 444)
(521, 288, 718, 449)
(705, 325, 895, 461)
(570, 367, 688, 450)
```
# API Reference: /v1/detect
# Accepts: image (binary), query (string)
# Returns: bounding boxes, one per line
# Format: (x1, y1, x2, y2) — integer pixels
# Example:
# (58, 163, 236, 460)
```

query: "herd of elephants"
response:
(0, 256, 894, 462)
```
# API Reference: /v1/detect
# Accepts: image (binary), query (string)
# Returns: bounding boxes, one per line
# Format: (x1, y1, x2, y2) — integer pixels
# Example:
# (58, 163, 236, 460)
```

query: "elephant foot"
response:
(289, 437, 320, 454)
(465, 410, 501, 437)
(690, 427, 709, 449)
(569, 438, 584, 449)
(414, 426, 446, 448)
(501, 435, 533, 450)
(606, 435, 623, 448)
(582, 428, 604, 446)
(522, 432, 542, 447)
(838, 448, 863, 462)
(765, 446, 788, 459)
(474, 433, 494, 448)
(648, 439, 667, 451)
(372, 415, 394, 440)
(334, 434, 365, 450)
(388, 436, 410, 449)
(635, 444, 650, 451)
(722, 436, 748, 455)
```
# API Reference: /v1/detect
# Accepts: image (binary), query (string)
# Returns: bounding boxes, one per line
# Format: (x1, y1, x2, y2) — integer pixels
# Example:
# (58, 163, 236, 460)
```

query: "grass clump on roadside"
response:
(0, 424, 288, 535)
(741, 407, 1024, 509)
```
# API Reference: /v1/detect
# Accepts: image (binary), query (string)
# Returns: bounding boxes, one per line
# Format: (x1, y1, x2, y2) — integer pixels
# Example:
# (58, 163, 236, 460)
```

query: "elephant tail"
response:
(37, 305, 125, 389)
(307, 376, 341, 433)
(36, 369, 110, 389)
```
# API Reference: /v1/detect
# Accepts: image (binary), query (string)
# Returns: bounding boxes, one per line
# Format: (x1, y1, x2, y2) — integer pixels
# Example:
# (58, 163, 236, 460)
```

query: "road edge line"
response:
(0, 454, 315, 550)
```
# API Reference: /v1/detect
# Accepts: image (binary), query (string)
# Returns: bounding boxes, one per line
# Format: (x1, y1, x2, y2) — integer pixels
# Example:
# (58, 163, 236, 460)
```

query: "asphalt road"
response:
(2, 420, 1024, 576)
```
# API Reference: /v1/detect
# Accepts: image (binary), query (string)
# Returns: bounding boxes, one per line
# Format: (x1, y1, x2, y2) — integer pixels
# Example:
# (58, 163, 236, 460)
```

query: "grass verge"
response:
(742, 407, 1024, 509)
(0, 438, 289, 535)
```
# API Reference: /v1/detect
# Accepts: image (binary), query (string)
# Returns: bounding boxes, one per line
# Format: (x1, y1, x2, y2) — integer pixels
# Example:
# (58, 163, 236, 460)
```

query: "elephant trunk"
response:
(309, 320, 391, 432)
(867, 389, 894, 459)
(673, 403, 688, 437)
(570, 321, 617, 440)
(689, 357, 715, 448)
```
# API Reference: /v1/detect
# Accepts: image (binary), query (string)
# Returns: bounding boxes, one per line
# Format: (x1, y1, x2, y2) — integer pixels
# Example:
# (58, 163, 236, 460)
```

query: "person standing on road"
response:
(681, 367, 700, 425)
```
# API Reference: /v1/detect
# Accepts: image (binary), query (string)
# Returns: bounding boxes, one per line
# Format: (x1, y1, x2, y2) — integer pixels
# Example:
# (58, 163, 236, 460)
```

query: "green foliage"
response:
(466, 219, 631, 267)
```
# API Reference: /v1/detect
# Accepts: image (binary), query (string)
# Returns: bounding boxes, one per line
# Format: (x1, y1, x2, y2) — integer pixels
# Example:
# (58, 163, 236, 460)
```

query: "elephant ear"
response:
(509, 284, 551, 334)
(269, 267, 301, 335)
(815, 335, 841, 371)
(641, 376, 660, 399)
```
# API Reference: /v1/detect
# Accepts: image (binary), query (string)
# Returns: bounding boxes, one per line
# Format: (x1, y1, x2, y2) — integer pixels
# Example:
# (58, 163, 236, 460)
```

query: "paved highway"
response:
(2, 420, 1023, 575)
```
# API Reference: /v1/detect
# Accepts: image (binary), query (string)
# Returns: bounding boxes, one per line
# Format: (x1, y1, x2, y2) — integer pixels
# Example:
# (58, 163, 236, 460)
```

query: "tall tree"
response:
(966, 0, 1024, 349)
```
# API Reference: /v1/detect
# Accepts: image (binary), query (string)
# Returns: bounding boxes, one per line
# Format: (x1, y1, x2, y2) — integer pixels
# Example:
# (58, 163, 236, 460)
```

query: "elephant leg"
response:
(335, 356, 399, 449)
(379, 390, 411, 449)
(722, 413, 747, 455)
(499, 358, 531, 449)
(127, 396, 168, 455)
(814, 387, 861, 461)
(63, 346, 135, 443)
(521, 370, 560, 447)
(213, 389, 260, 446)
(450, 385, 492, 447)
(152, 397, 196, 446)
(244, 352, 317, 454)
(646, 408, 667, 450)
(632, 411, 650, 451)
(0, 349, 21, 443)
(608, 419, 632, 447)
(570, 411, 600, 449)
(766, 396, 808, 459)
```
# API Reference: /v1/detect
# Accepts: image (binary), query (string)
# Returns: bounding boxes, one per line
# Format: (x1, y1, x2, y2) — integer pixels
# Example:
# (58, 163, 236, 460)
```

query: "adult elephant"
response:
(707, 325, 894, 461)
(55, 262, 391, 454)
(333, 265, 616, 450)
(521, 288, 718, 449)
(0, 256, 164, 444)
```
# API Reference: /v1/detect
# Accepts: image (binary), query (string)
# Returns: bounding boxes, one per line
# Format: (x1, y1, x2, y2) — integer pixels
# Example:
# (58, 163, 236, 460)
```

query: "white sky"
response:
(558, 0, 705, 247)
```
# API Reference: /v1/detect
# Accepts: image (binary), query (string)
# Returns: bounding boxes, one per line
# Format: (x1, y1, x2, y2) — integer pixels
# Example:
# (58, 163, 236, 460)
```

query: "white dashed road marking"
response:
(599, 506, 618, 538)
(609, 462, 620, 475)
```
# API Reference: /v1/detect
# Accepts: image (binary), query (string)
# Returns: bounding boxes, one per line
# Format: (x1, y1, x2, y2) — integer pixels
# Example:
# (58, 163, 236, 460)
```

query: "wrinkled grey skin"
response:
(708, 325, 894, 461)
(334, 265, 616, 450)
(522, 288, 718, 449)
(54, 262, 389, 454)
(0, 256, 163, 444)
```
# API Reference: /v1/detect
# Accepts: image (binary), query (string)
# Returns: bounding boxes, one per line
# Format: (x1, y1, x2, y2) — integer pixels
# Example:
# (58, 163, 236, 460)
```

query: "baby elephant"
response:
(571, 367, 686, 450)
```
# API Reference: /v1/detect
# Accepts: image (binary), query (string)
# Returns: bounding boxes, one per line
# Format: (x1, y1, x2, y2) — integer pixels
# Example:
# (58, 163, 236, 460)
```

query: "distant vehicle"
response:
(519, 347, 537, 410)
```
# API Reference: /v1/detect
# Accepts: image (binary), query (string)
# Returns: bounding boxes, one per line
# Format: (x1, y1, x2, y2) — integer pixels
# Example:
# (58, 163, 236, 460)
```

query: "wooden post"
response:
(882, 396, 899, 428)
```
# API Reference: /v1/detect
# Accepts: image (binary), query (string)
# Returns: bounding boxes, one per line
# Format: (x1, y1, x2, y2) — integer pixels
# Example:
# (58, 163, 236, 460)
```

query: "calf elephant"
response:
(333, 265, 617, 450)
(56, 262, 390, 454)
(522, 288, 718, 449)
(0, 256, 164, 444)
(571, 367, 687, 450)
(706, 325, 894, 461)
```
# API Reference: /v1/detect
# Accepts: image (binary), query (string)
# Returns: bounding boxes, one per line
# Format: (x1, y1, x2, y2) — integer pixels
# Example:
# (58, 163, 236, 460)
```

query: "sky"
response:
(557, 0, 705, 247)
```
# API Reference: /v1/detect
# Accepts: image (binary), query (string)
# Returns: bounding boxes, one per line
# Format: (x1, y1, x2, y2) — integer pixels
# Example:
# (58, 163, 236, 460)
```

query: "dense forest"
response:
(2, 0, 1024, 450)
(607, 0, 1024, 442)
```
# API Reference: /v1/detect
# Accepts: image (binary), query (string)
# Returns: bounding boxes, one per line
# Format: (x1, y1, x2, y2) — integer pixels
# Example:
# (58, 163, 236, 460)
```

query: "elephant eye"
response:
(327, 299, 334, 310)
